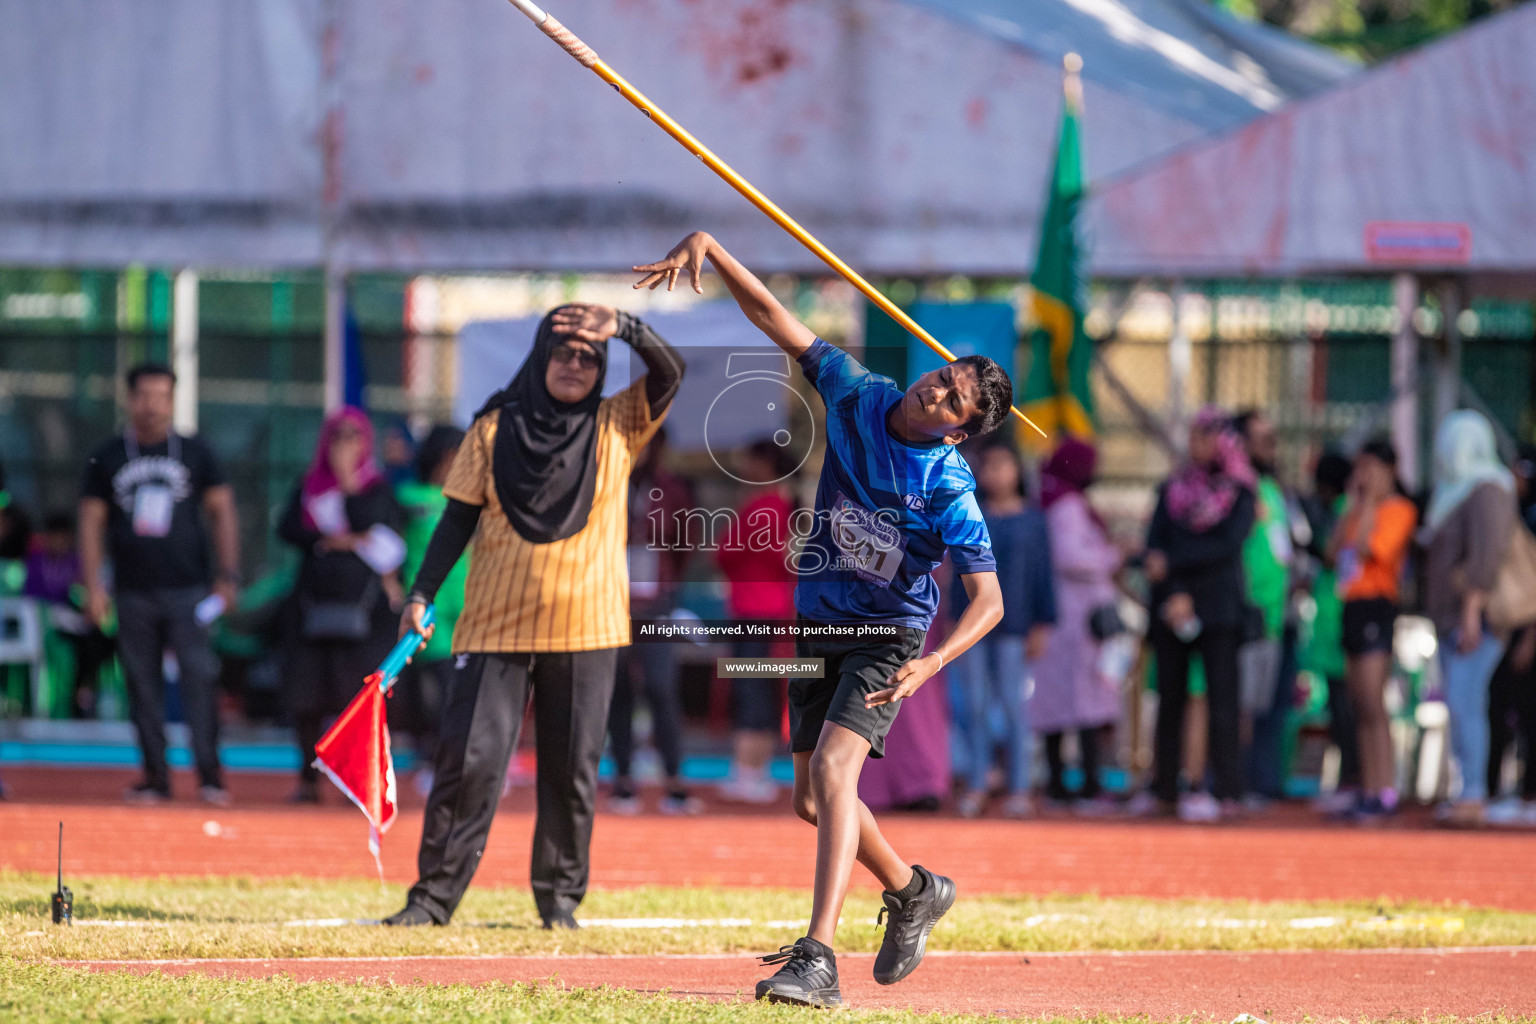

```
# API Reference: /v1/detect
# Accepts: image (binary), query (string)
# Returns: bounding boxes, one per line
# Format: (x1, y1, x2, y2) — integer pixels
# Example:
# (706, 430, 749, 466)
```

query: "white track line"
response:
(56, 914, 804, 933)
(83, 914, 1460, 933)
(51, 946, 1536, 968)
(281, 917, 807, 929)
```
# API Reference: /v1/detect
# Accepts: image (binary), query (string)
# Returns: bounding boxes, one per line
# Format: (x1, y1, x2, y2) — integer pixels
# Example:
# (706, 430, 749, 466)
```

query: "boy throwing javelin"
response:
(636, 233, 1009, 1007)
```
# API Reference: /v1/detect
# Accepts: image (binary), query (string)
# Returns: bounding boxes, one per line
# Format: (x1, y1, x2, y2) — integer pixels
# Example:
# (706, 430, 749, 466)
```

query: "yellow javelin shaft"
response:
(503, 0, 1044, 436)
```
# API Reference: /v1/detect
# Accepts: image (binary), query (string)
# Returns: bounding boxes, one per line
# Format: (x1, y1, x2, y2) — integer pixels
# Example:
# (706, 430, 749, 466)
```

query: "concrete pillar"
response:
(1390, 273, 1419, 489)
(323, 265, 345, 412)
(171, 269, 199, 434)
(1167, 279, 1191, 450)
(1432, 279, 1463, 434)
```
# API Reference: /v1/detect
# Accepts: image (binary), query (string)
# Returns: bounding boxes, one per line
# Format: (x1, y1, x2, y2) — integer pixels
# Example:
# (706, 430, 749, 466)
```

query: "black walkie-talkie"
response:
(51, 822, 71, 925)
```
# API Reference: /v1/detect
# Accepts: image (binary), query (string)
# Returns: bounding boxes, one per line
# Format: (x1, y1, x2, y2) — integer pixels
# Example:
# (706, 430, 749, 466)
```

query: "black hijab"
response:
(474, 309, 608, 544)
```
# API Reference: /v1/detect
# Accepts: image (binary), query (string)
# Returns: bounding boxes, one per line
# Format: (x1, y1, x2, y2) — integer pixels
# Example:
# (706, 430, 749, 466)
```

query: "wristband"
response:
(405, 593, 430, 608)
(931, 650, 944, 670)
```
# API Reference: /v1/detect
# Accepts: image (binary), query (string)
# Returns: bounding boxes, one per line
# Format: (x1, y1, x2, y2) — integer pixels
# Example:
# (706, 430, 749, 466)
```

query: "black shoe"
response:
(873, 865, 955, 985)
(124, 781, 170, 805)
(755, 936, 842, 1008)
(382, 904, 437, 927)
(541, 908, 580, 930)
(1347, 794, 1395, 825)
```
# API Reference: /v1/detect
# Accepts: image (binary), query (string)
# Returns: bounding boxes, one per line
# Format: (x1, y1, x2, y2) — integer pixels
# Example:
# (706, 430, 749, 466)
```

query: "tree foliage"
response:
(1212, 0, 1531, 59)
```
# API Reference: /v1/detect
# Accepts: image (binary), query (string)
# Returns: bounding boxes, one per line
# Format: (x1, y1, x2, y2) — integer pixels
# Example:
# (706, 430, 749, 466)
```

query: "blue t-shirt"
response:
(793, 339, 996, 630)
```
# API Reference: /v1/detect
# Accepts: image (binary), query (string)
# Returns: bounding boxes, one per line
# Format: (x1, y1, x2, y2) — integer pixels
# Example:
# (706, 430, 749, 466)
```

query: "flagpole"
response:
(500, 0, 1044, 436)
(1063, 52, 1084, 111)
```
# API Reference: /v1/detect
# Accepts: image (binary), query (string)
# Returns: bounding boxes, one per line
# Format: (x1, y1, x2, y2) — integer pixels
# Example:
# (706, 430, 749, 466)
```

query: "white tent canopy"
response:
(1086, 4, 1536, 289)
(1, 0, 1349, 276)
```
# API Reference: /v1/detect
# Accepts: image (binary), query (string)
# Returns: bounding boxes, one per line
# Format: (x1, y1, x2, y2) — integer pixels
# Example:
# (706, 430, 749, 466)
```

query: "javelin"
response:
(501, 0, 1045, 436)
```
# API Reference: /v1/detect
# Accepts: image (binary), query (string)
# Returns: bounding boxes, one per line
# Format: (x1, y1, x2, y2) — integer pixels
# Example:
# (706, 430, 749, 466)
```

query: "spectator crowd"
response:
(2, 360, 1535, 830)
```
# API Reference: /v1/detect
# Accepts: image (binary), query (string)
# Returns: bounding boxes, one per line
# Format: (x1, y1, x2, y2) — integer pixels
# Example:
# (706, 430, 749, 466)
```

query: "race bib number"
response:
(132, 484, 174, 537)
(829, 492, 904, 587)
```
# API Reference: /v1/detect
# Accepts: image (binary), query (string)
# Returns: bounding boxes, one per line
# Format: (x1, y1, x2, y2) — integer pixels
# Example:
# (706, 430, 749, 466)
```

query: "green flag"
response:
(1021, 59, 1094, 449)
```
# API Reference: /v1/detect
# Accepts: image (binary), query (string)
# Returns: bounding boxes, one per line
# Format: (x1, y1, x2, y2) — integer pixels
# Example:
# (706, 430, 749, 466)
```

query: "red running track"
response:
(3, 767, 1536, 908)
(62, 948, 1536, 1021)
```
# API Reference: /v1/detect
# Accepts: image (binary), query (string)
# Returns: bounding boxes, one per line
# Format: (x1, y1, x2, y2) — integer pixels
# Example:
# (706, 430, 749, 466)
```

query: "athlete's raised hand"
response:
(550, 302, 619, 343)
(865, 653, 943, 708)
(640, 231, 816, 358)
(634, 231, 711, 294)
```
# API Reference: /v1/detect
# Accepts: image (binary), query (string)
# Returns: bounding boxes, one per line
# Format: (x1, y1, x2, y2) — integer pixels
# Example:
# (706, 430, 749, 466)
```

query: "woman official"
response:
(278, 408, 405, 804)
(385, 303, 682, 929)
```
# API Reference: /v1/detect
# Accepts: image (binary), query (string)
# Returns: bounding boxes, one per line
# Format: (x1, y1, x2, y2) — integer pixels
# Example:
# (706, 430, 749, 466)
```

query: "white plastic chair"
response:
(0, 597, 48, 717)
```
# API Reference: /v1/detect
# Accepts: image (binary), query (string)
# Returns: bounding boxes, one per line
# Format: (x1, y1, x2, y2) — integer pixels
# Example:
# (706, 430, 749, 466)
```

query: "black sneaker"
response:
(755, 936, 842, 1008)
(382, 904, 438, 927)
(124, 781, 170, 805)
(1349, 794, 1395, 826)
(542, 908, 580, 930)
(873, 864, 955, 985)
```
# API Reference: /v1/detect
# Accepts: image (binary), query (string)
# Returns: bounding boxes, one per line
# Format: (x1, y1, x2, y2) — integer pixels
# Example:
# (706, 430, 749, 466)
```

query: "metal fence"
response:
(0, 327, 457, 582)
(1093, 329, 1534, 493)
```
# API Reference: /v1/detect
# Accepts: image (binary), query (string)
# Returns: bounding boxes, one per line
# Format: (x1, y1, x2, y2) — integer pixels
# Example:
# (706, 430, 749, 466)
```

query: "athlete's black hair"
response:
(747, 437, 799, 481)
(126, 362, 176, 392)
(953, 355, 1015, 437)
(1313, 450, 1353, 495)
(1359, 436, 1398, 468)
(1231, 407, 1267, 440)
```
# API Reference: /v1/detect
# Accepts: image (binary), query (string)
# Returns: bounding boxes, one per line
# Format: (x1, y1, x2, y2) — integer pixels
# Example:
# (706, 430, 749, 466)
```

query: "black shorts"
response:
(1342, 597, 1397, 656)
(730, 636, 784, 732)
(789, 617, 927, 759)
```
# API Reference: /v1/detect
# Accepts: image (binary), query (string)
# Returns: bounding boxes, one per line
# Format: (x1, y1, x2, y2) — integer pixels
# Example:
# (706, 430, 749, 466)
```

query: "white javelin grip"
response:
(505, 0, 599, 68)
(503, 0, 547, 20)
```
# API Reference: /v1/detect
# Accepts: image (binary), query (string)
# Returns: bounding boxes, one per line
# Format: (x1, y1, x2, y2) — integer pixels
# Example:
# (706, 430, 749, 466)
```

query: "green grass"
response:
(3, 872, 1534, 963)
(0, 961, 1074, 1024)
(5, 962, 1533, 1024)
(6, 876, 1536, 1023)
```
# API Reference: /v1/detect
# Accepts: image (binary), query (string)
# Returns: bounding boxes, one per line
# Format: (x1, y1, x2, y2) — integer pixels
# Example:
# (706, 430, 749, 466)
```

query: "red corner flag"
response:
(314, 671, 398, 879)
(313, 610, 432, 878)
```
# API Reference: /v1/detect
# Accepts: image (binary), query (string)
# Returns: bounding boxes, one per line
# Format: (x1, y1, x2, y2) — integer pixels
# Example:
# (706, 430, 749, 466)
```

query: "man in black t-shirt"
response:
(79, 363, 242, 806)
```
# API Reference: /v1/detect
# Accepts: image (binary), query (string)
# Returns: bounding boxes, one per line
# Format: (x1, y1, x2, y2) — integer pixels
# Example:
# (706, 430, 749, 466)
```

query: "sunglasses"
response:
(551, 344, 602, 371)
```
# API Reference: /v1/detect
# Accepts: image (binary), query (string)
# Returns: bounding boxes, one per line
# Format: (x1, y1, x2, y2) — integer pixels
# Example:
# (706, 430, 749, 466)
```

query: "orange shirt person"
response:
(1325, 438, 1417, 821)
(1335, 488, 1417, 605)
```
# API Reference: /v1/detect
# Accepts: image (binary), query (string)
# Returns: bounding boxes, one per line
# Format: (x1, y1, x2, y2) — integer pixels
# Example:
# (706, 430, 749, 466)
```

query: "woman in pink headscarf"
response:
(1033, 438, 1123, 808)
(277, 407, 406, 802)
(1142, 406, 1257, 822)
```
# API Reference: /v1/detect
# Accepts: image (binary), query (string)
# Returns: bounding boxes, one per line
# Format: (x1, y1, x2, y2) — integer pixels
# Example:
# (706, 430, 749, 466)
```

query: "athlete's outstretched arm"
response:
(635, 231, 816, 358)
(865, 571, 1003, 707)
